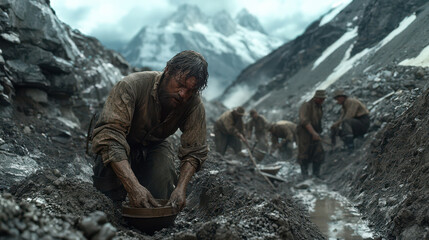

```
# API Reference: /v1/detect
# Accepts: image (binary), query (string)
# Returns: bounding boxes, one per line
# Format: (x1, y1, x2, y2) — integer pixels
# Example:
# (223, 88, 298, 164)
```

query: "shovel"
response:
(239, 135, 275, 189)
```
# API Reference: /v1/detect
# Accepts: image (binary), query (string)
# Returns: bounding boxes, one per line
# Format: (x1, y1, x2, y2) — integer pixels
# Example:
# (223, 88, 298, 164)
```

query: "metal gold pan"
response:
(122, 199, 179, 234)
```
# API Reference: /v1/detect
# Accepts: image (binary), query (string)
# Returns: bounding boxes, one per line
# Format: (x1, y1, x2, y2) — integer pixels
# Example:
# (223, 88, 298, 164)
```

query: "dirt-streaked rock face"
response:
(0, 0, 132, 124)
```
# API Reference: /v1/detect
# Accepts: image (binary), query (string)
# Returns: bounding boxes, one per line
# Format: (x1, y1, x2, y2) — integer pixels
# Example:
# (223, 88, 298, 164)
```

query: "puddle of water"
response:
(291, 181, 374, 240)
(311, 196, 373, 239)
(265, 161, 374, 239)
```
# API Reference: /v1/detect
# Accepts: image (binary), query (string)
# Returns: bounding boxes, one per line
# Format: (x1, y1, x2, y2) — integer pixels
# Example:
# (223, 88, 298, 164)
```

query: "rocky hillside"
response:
(0, 0, 132, 126)
(220, 0, 429, 109)
(0, 0, 136, 186)
(121, 4, 282, 99)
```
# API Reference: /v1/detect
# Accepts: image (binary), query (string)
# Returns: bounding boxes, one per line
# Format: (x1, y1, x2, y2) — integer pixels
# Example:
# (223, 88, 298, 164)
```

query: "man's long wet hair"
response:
(164, 50, 209, 93)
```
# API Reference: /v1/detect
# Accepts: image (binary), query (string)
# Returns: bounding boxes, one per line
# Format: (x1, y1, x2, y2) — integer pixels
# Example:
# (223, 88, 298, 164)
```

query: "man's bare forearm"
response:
(305, 123, 317, 136)
(176, 161, 196, 191)
(110, 160, 140, 193)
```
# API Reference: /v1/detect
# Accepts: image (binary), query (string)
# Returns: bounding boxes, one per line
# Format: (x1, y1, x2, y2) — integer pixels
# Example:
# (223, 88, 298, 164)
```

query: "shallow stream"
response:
(270, 161, 375, 239)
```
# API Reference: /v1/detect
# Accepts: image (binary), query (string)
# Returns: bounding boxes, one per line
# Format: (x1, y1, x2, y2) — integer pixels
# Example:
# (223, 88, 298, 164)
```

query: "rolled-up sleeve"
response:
(91, 80, 136, 165)
(178, 102, 208, 171)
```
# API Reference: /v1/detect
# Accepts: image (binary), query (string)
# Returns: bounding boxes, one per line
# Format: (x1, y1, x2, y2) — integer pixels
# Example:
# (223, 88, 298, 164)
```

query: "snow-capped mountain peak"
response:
(212, 10, 237, 36)
(159, 4, 207, 27)
(236, 9, 266, 34)
(121, 4, 282, 100)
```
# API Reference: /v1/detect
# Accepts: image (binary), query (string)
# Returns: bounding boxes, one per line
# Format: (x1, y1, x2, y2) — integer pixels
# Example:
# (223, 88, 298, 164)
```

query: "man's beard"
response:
(159, 90, 183, 112)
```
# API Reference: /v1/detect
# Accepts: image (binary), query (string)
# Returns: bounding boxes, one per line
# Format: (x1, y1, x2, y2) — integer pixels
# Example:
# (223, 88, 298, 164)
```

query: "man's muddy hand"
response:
(237, 133, 245, 142)
(167, 188, 186, 211)
(128, 184, 161, 208)
(312, 133, 321, 141)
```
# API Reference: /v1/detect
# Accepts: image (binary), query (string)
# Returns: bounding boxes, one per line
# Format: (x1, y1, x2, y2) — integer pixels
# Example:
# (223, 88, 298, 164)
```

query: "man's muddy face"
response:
(314, 98, 325, 105)
(159, 72, 197, 110)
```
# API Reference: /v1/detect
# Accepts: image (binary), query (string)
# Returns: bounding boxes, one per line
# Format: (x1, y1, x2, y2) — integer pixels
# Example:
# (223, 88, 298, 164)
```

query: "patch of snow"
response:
(136, 26, 177, 71)
(312, 27, 358, 70)
(301, 13, 416, 103)
(379, 14, 416, 49)
(319, 0, 353, 26)
(399, 44, 429, 67)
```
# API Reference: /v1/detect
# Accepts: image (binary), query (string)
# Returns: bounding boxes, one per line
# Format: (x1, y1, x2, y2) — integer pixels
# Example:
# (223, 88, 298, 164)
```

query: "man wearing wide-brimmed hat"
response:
(330, 89, 370, 151)
(296, 89, 326, 179)
(214, 106, 246, 155)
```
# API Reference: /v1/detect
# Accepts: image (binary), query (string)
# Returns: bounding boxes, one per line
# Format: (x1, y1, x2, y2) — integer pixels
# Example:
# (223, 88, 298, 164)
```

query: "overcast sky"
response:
(51, 0, 347, 50)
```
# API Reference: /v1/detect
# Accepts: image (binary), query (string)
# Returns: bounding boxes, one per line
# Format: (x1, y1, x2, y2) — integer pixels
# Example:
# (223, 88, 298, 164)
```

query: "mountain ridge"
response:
(121, 4, 282, 99)
(220, 0, 429, 110)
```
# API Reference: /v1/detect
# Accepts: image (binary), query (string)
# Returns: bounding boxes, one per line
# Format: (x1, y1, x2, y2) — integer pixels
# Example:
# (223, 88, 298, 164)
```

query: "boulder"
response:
(6, 60, 48, 87)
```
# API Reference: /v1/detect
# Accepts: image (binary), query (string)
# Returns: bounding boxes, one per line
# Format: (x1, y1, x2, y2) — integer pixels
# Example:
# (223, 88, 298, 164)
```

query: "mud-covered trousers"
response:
(214, 125, 242, 156)
(92, 139, 178, 202)
(338, 114, 370, 138)
(297, 126, 325, 177)
(331, 114, 370, 148)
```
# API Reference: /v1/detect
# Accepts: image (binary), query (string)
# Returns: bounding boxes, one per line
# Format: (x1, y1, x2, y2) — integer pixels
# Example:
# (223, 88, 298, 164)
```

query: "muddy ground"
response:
(1, 66, 429, 239)
(0, 102, 324, 239)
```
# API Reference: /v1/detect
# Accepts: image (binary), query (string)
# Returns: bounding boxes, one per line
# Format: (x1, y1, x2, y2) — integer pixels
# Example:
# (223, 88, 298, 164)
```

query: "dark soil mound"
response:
(9, 169, 119, 223)
(173, 153, 324, 239)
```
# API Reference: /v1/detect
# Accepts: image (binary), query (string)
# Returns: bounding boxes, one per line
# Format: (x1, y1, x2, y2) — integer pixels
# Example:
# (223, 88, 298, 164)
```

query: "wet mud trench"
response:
(267, 161, 375, 239)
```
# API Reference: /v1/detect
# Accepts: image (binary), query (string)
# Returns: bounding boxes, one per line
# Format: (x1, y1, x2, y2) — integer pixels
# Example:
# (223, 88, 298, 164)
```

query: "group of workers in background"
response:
(214, 89, 370, 179)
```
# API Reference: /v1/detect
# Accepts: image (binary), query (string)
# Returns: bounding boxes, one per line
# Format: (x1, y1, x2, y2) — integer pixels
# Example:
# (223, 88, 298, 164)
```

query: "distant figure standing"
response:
(297, 90, 326, 179)
(330, 89, 370, 151)
(246, 109, 269, 151)
(214, 107, 246, 155)
(268, 120, 297, 159)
